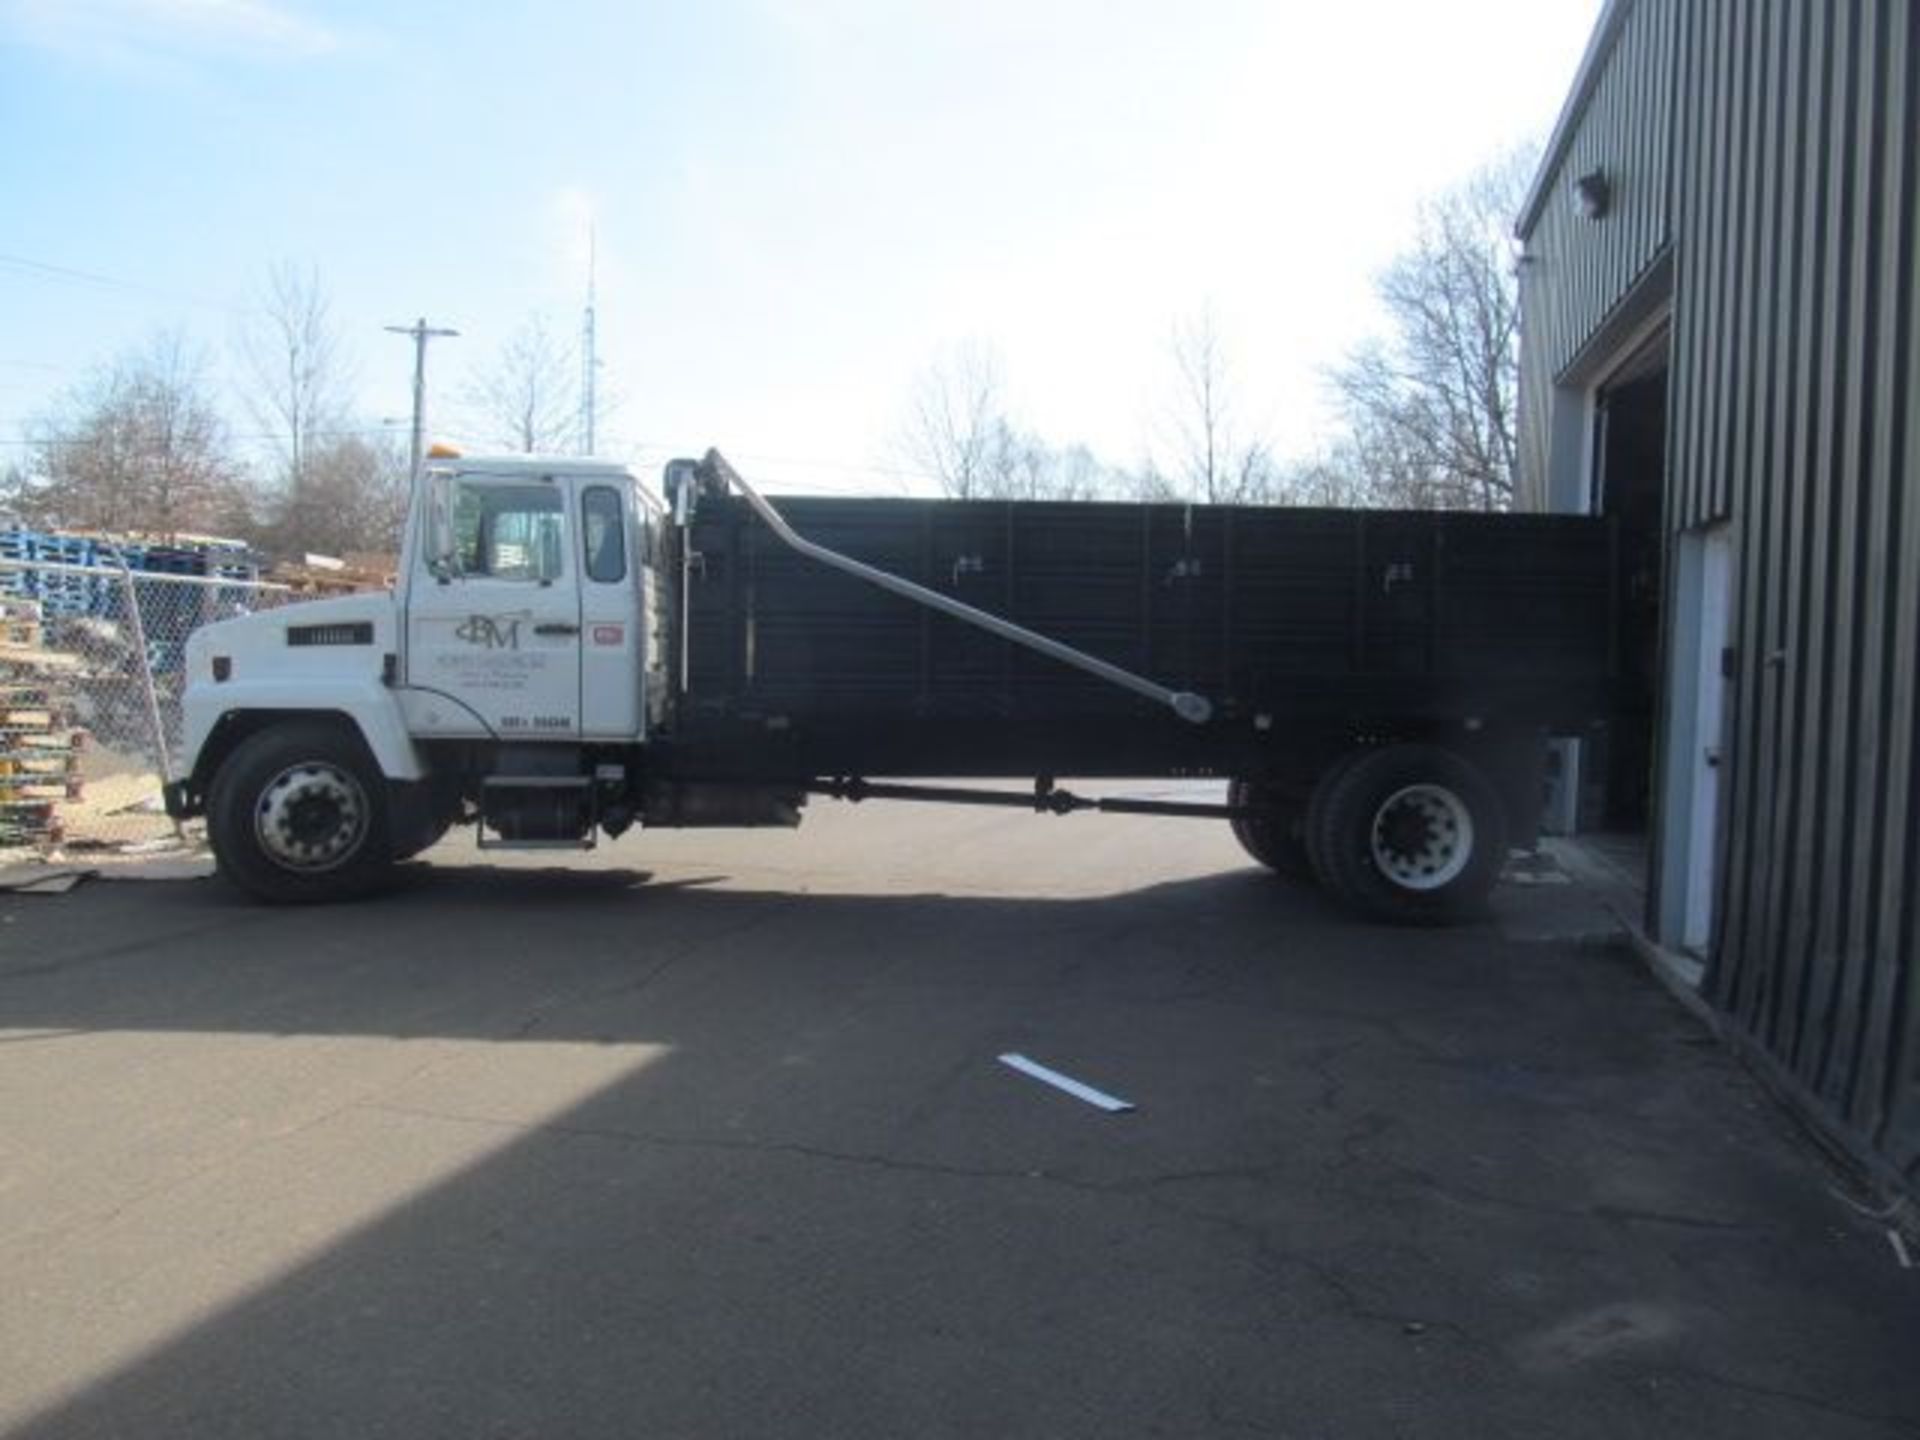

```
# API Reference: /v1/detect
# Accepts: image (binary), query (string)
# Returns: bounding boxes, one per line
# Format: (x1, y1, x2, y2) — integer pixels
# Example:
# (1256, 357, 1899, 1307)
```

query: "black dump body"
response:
(663, 479, 1617, 785)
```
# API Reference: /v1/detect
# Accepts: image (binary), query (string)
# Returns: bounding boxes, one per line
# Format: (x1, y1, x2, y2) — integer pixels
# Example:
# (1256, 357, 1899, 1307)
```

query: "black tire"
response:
(1303, 748, 1371, 891)
(207, 721, 395, 903)
(388, 780, 462, 861)
(1311, 743, 1507, 925)
(1227, 778, 1310, 877)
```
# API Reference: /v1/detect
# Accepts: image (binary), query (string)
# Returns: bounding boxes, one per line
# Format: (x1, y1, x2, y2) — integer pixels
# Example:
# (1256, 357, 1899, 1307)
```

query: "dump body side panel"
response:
(665, 494, 1616, 782)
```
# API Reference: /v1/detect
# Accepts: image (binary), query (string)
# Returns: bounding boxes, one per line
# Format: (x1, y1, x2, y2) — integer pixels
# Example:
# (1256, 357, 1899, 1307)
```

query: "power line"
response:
(0, 252, 140, 290)
(0, 250, 249, 315)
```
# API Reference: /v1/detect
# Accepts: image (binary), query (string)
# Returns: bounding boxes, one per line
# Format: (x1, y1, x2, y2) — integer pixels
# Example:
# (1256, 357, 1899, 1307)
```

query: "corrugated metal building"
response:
(1516, 0, 1918, 1191)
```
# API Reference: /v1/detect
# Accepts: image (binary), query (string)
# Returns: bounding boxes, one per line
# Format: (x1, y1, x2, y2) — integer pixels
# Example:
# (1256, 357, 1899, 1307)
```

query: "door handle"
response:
(534, 622, 580, 637)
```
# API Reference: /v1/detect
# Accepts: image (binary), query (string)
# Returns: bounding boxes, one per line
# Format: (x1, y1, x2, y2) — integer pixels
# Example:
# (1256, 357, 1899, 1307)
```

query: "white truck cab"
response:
(171, 454, 685, 900)
(398, 454, 669, 745)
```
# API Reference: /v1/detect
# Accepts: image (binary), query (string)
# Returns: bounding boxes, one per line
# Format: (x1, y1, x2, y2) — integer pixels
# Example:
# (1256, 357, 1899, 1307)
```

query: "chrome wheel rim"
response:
(254, 762, 368, 873)
(1370, 783, 1473, 891)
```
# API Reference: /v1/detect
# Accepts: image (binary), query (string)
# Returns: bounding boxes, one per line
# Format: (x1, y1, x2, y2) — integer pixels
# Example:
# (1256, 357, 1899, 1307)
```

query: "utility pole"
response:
(384, 317, 459, 481)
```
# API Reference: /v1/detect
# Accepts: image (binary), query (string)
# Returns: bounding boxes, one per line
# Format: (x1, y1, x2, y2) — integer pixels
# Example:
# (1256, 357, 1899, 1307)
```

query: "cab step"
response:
(476, 775, 598, 851)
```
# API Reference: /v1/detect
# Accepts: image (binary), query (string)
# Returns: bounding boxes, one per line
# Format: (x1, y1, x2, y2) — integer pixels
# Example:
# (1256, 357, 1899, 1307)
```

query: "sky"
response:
(0, 0, 1603, 495)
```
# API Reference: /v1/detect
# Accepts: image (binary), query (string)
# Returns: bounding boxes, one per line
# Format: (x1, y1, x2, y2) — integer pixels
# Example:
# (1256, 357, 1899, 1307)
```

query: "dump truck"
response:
(165, 449, 1616, 920)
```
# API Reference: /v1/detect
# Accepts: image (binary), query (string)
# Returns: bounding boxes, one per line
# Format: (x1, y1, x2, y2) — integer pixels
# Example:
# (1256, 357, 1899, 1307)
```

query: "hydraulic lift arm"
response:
(693, 450, 1213, 725)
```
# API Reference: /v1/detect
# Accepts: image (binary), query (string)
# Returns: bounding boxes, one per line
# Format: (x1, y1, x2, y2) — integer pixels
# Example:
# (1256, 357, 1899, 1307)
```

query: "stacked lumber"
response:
(0, 602, 84, 849)
(266, 552, 396, 596)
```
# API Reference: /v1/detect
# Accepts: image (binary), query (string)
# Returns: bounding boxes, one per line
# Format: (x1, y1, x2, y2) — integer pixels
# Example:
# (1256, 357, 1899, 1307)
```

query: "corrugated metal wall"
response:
(1670, 0, 1920, 1188)
(1522, 0, 1920, 1188)
(1515, 0, 1677, 507)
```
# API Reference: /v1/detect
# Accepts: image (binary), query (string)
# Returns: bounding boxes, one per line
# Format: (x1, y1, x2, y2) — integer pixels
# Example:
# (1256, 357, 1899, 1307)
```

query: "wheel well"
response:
(194, 710, 376, 792)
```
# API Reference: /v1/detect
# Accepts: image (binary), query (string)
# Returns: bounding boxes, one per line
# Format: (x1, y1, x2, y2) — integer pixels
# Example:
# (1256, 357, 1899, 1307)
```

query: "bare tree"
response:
(1326, 149, 1535, 511)
(1271, 443, 1391, 508)
(234, 263, 423, 555)
(1160, 307, 1279, 504)
(900, 341, 1118, 501)
(8, 331, 245, 538)
(462, 317, 578, 454)
(1117, 457, 1183, 503)
(901, 340, 1006, 498)
(1170, 310, 1227, 502)
(272, 433, 410, 557)
(239, 262, 352, 493)
(984, 428, 1116, 501)
(1041, 443, 1110, 503)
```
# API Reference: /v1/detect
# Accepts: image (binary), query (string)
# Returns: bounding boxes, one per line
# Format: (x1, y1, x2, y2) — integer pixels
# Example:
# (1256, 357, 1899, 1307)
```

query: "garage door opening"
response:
(1575, 327, 1670, 917)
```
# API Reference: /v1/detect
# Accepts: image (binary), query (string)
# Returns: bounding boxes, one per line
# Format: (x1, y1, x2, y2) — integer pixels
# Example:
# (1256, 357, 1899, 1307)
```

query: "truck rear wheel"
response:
(1309, 743, 1506, 924)
(1303, 749, 1369, 890)
(1227, 779, 1309, 877)
(207, 721, 394, 903)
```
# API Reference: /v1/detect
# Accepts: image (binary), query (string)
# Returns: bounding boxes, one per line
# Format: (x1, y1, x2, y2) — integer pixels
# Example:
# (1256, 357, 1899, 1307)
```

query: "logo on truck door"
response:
(454, 614, 523, 650)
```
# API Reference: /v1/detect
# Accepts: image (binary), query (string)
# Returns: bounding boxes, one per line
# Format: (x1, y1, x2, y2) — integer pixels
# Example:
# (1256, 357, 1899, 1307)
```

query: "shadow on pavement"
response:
(3, 866, 1918, 1438)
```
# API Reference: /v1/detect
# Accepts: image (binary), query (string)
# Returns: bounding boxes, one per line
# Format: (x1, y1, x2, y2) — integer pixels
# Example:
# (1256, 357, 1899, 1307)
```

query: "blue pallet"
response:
(1, 527, 264, 653)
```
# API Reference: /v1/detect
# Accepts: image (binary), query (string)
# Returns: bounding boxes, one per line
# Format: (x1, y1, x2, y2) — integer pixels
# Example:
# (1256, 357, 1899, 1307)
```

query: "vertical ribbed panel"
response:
(1669, 0, 1920, 1185)
(1522, 0, 1919, 1186)
(1515, 0, 1679, 508)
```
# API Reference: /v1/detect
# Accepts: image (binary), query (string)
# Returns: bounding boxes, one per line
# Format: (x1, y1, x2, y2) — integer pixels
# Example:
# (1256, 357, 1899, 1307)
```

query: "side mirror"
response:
(663, 459, 699, 526)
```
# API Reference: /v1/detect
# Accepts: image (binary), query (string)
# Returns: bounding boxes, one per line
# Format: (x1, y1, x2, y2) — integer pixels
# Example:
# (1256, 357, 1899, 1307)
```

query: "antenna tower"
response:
(580, 227, 598, 455)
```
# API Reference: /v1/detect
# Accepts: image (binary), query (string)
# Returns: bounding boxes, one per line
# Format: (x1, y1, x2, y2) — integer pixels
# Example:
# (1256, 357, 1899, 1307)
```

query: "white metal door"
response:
(1683, 526, 1733, 952)
(403, 472, 582, 739)
(1658, 523, 1733, 955)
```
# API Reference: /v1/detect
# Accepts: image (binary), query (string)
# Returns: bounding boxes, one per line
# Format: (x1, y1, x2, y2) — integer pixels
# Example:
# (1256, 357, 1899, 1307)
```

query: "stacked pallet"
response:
(0, 601, 84, 849)
(1, 524, 263, 675)
(0, 528, 115, 619)
(267, 551, 395, 596)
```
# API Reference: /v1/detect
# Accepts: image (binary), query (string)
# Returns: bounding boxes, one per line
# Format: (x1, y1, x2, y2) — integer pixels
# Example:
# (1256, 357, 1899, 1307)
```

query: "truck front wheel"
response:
(207, 721, 394, 903)
(1310, 744, 1506, 924)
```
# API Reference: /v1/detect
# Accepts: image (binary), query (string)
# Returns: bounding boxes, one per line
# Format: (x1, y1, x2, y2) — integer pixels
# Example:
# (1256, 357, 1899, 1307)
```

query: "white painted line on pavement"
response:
(1890, 1229, 1914, 1270)
(998, 1053, 1135, 1113)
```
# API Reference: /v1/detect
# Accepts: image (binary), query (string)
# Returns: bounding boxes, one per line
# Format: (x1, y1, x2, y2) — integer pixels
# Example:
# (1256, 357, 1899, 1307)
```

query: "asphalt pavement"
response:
(2, 793, 1917, 1438)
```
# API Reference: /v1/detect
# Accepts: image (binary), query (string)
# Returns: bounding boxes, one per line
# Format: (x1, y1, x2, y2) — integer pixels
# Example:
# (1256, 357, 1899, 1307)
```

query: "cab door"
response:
(403, 470, 582, 739)
(577, 480, 643, 737)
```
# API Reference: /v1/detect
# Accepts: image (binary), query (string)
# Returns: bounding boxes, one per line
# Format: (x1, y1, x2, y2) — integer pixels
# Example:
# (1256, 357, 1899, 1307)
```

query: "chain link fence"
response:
(1, 556, 301, 863)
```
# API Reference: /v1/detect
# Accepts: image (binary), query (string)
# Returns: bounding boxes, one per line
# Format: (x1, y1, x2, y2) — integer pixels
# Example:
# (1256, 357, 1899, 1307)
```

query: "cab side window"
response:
(582, 486, 627, 583)
(450, 483, 566, 582)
